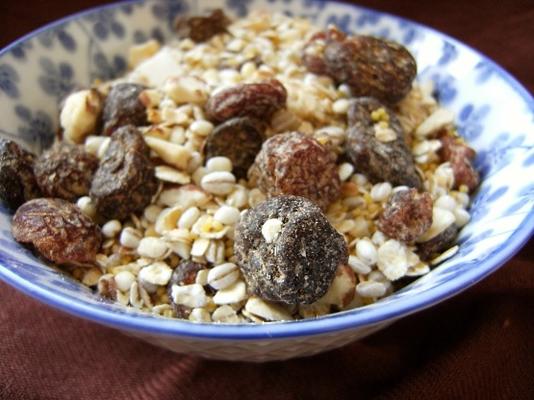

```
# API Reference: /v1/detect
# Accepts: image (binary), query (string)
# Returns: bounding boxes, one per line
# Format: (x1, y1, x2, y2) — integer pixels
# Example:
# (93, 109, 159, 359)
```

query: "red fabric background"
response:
(1, 1, 533, 399)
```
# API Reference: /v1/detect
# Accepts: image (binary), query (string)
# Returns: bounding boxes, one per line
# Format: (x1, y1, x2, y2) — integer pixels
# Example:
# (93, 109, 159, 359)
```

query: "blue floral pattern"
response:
(0, 0, 532, 344)
(0, 64, 20, 98)
(37, 57, 75, 102)
(36, 23, 76, 52)
(151, 0, 189, 29)
(85, 9, 125, 40)
(15, 104, 55, 148)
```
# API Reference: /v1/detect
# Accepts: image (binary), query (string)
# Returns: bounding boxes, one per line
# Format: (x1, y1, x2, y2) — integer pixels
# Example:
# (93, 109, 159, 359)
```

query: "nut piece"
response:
(345, 97, 422, 189)
(0, 138, 41, 210)
(234, 195, 348, 304)
(12, 198, 102, 268)
(90, 125, 157, 220)
(417, 223, 459, 261)
(34, 142, 98, 202)
(174, 8, 231, 43)
(439, 135, 480, 192)
(249, 132, 340, 210)
(205, 79, 287, 123)
(377, 188, 433, 243)
(318, 264, 356, 309)
(60, 89, 104, 144)
(244, 297, 293, 321)
(203, 117, 265, 179)
(102, 83, 148, 135)
(303, 28, 416, 104)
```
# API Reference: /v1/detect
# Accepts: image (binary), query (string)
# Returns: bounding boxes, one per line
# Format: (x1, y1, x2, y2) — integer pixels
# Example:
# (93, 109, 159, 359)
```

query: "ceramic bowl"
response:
(0, 0, 532, 362)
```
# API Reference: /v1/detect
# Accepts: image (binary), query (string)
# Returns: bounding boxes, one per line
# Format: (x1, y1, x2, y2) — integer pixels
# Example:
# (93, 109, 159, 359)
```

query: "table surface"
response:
(0, 1, 533, 399)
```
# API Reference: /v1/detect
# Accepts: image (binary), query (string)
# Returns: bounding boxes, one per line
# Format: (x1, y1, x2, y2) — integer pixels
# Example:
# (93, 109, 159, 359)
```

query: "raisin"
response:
(102, 83, 148, 136)
(33, 142, 98, 202)
(417, 224, 459, 261)
(12, 198, 102, 268)
(345, 97, 422, 189)
(203, 117, 265, 179)
(326, 36, 416, 104)
(302, 26, 347, 76)
(167, 260, 207, 318)
(205, 79, 287, 123)
(174, 9, 231, 42)
(0, 138, 41, 210)
(90, 125, 157, 220)
(249, 132, 341, 210)
(439, 135, 479, 192)
(377, 188, 433, 243)
(234, 195, 348, 305)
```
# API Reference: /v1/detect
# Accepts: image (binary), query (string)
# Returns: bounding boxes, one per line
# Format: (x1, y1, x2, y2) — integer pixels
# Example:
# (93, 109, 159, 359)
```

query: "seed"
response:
(261, 218, 283, 243)
(454, 208, 470, 227)
(191, 237, 210, 257)
(76, 196, 96, 219)
(115, 270, 136, 292)
(356, 281, 386, 298)
(212, 280, 247, 305)
(207, 262, 239, 290)
(137, 237, 169, 259)
(417, 207, 456, 242)
(212, 305, 240, 323)
(332, 98, 349, 114)
(356, 239, 378, 265)
(213, 205, 241, 225)
(206, 156, 232, 172)
(244, 297, 292, 321)
(435, 195, 457, 211)
(338, 162, 354, 182)
(190, 120, 214, 137)
(143, 204, 163, 224)
(189, 308, 212, 322)
(178, 206, 201, 229)
(348, 255, 371, 274)
(102, 220, 122, 238)
(370, 182, 392, 202)
(119, 227, 142, 249)
(200, 171, 236, 195)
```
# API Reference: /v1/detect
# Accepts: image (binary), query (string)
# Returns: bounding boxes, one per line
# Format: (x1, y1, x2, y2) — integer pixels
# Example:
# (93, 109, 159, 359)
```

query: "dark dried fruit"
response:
(417, 224, 459, 261)
(345, 97, 422, 189)
(302, 26, 347, 76)
(439, 135, 479, 192)
(102, 83, 148, 136)
(234, 195, 348, 304)
(205, 79, 287, 123)
(90, 125, 157, 220)
(377, 188, 433, 243)
(167, 260, 207, 318)
(327, 36, 416, 103)
(12, 198, 102, 268)
(0, 138, 41, 210)
(203, 117, 265, 179)
(174, 9, 231, 42)
(33, 142, 98, 202)
(249, 131, 341, 210)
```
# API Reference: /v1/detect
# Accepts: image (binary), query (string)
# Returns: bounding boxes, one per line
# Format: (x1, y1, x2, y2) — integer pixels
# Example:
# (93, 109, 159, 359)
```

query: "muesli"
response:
(1, 10, 479, 323)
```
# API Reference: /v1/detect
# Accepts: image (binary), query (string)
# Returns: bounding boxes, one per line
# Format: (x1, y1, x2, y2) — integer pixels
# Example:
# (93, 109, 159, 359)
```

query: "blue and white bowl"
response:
(0, 0, 532, 361)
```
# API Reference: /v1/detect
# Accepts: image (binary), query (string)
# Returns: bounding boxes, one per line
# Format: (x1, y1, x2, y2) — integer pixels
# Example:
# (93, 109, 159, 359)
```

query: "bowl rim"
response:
(0, 0, 533, 340)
